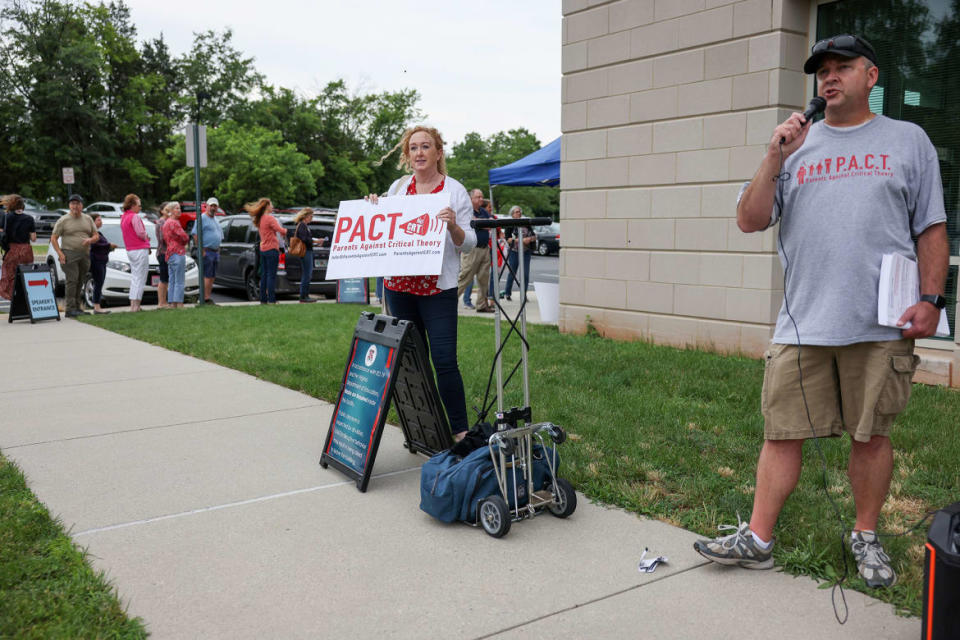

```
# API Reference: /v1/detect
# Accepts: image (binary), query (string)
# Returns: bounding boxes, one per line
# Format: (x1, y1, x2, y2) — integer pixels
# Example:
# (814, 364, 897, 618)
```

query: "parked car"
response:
(83, 201, 125, 217)
(15, 198, 63, 237)
(45, 218, 199, 308)
(177, 201, 228, 233)
(533, 222, 560, 256)
(214, 212, 337, 301)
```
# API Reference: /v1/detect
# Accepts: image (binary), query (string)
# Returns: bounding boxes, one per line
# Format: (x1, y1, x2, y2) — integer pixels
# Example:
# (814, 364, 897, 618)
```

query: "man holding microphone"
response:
(694, 35, 948, 589)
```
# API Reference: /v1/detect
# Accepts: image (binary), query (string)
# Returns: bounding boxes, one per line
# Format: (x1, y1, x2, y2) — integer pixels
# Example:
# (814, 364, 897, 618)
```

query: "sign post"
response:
(185, 99, 208, 304)
(62, 167, 74, 200)
(8, 264, 60, 324)
(320, 313, 452, 491)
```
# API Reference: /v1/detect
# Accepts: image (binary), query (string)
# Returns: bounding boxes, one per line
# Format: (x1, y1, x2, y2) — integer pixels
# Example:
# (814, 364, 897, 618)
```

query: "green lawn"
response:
(71, 303, 960, 616)
(0, 455, 147, 638)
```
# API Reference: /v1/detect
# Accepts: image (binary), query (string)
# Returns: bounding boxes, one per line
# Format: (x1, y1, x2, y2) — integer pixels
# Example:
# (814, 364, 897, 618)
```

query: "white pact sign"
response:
(326, 193, 450, 280)
(62, 167, 74, 184)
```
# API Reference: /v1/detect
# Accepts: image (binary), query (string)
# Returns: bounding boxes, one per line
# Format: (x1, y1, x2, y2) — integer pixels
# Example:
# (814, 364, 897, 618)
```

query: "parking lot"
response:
(208, 253, 558, 304)
(0, 244, 557, 311)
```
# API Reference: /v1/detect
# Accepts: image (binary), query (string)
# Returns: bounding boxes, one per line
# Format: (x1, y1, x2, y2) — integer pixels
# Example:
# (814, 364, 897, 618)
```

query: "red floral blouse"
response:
(384, 176, 445, 296)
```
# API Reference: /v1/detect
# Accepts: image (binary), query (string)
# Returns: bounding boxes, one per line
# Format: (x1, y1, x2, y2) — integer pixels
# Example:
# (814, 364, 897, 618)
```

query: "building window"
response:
(817, 0, 960, 340)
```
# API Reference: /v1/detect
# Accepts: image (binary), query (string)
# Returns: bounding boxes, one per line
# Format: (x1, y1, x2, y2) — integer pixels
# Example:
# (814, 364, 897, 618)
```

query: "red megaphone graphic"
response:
(399, 213, 431, 237)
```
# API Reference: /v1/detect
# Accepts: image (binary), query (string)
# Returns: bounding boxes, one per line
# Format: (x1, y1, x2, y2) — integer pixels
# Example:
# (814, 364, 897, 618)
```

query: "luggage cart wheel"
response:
(479, 496, 511, 538)
(549, 427, 567, 445)
(546, 478, 577, 518)
(499, 438, 515, 457)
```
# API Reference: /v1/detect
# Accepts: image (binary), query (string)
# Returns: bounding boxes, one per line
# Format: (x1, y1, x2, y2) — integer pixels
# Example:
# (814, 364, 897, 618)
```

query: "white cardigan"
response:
(386, 174, 477, 290)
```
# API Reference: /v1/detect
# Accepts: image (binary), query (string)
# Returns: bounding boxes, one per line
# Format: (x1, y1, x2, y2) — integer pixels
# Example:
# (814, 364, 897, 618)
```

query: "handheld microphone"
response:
(780, 96, 827, 143)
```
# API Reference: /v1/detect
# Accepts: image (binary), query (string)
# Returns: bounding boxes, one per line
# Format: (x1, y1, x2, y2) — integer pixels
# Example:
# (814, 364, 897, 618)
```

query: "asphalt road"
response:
(208, 253, 560, 303)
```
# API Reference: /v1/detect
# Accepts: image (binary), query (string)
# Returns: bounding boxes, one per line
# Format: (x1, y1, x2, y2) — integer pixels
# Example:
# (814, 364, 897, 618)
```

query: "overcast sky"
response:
(123, 0, 562, 150)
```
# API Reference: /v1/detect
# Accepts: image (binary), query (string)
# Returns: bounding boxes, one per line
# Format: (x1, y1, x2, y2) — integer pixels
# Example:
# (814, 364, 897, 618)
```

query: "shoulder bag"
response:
(288, 222, 306, 258)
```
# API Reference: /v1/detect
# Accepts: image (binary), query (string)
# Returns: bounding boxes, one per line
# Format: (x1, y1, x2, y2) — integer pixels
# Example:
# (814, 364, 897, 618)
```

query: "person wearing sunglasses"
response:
(694, 34, 948, 590)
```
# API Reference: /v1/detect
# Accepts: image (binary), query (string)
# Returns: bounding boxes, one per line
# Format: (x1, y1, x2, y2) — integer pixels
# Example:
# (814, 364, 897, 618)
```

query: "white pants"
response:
(127, 249, 149, 301)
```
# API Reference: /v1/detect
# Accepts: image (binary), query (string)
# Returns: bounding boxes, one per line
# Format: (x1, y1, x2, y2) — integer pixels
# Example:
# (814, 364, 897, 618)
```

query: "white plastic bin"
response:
(533, 281, 559, 323)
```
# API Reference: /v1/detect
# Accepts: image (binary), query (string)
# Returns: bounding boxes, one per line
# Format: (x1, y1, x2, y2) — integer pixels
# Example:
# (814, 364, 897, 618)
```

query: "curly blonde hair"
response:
(376, 125, 446, 175)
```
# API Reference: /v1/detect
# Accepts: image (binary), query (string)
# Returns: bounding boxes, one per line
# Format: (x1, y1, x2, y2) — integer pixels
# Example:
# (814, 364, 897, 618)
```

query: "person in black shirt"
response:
(0, 194, 37, 301)
(456, 189, 495, 312)
(293, 208, 324, 303)
(88, 213, 117, 314)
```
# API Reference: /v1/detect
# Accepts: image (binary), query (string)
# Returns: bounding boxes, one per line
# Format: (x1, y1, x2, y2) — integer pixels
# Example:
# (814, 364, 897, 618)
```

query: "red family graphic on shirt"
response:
(796, 153, 894, 185)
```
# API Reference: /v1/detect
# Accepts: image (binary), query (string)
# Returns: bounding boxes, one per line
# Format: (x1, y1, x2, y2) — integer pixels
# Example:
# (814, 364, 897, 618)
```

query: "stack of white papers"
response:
(878, 253, 950, 337)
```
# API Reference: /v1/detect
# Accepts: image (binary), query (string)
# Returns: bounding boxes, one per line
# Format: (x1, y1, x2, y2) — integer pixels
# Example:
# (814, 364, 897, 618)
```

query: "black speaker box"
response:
(923, 501, 960, 640)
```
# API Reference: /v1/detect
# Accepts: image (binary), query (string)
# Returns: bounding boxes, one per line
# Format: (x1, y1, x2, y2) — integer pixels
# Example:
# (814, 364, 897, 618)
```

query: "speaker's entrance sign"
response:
(8, 264, 60, 324)
(326, 193, 450, 280)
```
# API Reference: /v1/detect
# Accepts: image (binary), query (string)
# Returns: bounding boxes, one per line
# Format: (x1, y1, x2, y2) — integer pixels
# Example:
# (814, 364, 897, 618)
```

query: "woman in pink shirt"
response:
(120, 193, 150, 312)
(162, 204, 189, 308)
(245, 198, 288, 304)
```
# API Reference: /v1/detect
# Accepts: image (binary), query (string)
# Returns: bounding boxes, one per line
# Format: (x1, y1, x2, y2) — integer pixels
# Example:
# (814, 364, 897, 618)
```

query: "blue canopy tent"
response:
(486, 136, 560, 210)
(487, 136, 561, 188)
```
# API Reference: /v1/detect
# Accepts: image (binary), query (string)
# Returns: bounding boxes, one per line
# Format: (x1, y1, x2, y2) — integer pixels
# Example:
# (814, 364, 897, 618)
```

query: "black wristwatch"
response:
(920, 294, 947, 309)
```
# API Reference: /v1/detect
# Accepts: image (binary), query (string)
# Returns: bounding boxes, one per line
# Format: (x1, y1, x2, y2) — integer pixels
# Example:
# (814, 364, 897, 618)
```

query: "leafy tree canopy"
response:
(168, 121, 323, 210)
(446, 129, 558, 219)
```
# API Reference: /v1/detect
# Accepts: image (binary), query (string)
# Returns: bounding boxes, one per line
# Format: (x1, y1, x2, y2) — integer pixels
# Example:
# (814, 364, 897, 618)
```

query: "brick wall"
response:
(560, 0, 810, 356)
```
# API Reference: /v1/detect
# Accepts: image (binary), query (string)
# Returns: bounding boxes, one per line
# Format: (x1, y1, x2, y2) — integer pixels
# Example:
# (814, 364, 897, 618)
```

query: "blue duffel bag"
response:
(420, 443, 558, 524)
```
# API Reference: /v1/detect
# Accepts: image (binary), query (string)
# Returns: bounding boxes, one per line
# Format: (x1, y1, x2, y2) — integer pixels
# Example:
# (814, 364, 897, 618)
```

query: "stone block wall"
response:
(560, 0, 811, 356)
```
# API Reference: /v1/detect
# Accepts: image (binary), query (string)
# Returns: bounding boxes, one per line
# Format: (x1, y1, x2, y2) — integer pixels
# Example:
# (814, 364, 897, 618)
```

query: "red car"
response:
(175, 201, 228, 231)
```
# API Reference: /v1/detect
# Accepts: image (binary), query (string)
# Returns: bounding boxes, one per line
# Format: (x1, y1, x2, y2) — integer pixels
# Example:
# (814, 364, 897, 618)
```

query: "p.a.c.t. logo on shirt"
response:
(796, 153, 894, 186)
(365, 344, 378, 367)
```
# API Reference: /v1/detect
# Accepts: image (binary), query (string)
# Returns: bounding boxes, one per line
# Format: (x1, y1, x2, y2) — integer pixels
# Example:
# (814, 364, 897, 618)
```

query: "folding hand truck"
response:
(467, 216, 577, 538)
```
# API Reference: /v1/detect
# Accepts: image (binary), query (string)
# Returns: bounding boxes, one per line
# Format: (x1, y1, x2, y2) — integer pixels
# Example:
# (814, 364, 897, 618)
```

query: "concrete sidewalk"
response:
(0, 317, 916, 639)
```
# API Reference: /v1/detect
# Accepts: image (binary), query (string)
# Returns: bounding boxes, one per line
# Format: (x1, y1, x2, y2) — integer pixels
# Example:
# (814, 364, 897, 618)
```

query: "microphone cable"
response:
(772, 138, 939, 623)
(773, 139, 851, 622)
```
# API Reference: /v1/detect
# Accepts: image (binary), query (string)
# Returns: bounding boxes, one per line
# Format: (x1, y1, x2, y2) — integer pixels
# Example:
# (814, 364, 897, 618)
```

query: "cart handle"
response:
(471, 217, 553, 230)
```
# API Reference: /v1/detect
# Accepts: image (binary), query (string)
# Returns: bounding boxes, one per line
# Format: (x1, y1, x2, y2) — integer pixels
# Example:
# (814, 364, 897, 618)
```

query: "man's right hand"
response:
(769, 112, 813, 158)
(57, 252, 66, 265)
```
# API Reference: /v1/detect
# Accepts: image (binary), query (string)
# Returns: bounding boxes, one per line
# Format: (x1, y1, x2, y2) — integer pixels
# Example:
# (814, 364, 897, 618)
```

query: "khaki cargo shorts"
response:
(761, 339, 918, 442)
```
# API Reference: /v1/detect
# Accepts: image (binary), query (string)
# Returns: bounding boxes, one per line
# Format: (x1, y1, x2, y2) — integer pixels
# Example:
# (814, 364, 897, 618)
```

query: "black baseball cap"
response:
(803, 34, 878, 74)
(68, 194, 84, 204)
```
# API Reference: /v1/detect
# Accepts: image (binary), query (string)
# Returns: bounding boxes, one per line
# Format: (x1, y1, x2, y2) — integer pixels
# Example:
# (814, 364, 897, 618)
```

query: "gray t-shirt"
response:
(764, 115, 946, 345)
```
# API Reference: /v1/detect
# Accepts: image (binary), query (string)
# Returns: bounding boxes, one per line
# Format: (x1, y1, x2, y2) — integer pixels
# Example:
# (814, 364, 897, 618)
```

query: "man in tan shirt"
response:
(50, 194, 97, 316)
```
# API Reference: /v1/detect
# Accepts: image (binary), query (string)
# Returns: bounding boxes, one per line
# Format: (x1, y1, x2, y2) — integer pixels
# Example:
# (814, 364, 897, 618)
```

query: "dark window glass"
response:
(817, 0, 959, 338)
(226, 220, 250, 243)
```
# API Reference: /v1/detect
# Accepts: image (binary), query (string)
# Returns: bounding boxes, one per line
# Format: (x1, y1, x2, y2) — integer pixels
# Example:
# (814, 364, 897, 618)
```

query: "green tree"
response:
(168, 121, 324, 209)
(137, 34, 182, 203)
(446, 128, 559, 219)
(236, 79, 423, 207)
(0, 0, 108, 201)
(175, 29, 263, 126)
(0, 0, 168, 202)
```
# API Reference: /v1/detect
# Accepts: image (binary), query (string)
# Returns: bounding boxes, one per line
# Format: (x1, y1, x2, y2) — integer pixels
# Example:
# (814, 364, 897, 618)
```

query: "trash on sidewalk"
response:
(638, 547, 668, 573)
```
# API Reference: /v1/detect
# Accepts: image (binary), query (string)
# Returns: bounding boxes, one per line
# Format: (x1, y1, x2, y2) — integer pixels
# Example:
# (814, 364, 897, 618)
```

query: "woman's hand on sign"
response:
(437, 207, 458, 231)
(365, 193, 379, 205)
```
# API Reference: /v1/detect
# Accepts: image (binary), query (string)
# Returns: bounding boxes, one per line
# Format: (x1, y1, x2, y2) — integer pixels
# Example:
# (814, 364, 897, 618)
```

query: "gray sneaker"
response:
(694, 518, 774, 569)
(850, 530, 897, 588)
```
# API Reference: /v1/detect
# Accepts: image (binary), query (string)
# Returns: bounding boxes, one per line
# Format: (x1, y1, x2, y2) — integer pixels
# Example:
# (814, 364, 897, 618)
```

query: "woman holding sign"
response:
(370, 126, 477, 440)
